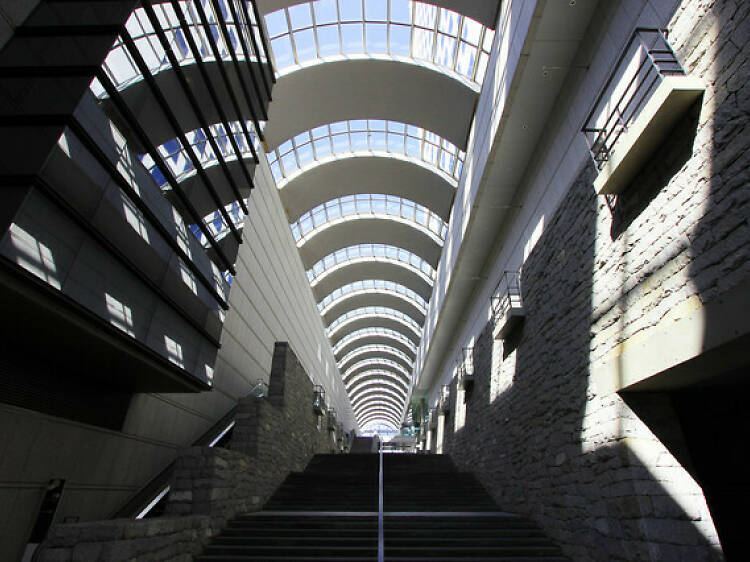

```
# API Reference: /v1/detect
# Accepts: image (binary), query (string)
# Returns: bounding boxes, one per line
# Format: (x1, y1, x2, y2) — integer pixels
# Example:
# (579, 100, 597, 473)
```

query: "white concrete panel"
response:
(280, 155, 455, 221)
(335, 334, 417, 362)
(298, 217, 443, 269)
(312, 260, 434, 302)
(264, 59, 478, 151)
(322, 292, 425, 327)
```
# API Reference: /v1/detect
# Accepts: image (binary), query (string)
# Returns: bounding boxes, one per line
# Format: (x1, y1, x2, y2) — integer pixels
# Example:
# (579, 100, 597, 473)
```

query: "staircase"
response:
(197, 453, 568, 561)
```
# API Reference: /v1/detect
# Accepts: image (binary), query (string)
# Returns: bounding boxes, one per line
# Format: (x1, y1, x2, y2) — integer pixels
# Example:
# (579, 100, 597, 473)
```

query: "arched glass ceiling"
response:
(333, 328, 418, 357)
(344, 357, 411, 380)
(264, 0, 493, 85)
(318, 280, 427, 313)
(292, 194, 447, 245)
(338, 345, 414, 369)
(308, 244, 435, 285)
(267, 119, 464, 183)
(140, 121, 259, 186)
(326, 306, 422, 338)
(91, 0, 266, 96)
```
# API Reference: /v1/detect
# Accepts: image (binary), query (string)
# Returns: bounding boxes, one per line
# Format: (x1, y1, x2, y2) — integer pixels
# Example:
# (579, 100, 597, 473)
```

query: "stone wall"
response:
(36, 342, 338, 561)
(443, 1, 749, 559)
(166, 342, 337, 518)
(34, 517, 213, 562)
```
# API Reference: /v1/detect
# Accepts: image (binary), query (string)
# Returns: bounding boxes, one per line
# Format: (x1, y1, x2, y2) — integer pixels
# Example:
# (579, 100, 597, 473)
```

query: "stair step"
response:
(197, 454, 569, 561)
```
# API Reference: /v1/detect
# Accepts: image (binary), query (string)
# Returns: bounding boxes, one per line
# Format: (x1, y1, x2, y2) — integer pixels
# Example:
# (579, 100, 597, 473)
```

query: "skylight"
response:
(326, 306, 422, 337)
(307, 244, 436, 284)
(140, 121, 259, 186)
(264, 0, 493, 85)
(333, 327, 418, 354)
(190, 199, 247, 246)
(91, 0, 266, 96)
(344, 357, 411, 379)
(338, 344, 415, 369)
(318, 279, 428, 312)
(347, 372, 409, 391)
(268, 118, 464, 182)
(291, 194, 448, 243)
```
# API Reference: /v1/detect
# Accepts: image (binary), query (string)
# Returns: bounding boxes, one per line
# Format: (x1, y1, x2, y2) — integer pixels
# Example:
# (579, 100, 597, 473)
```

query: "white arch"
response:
(321, 289, 426, 326)
(262, 1, 493, 86)
(343, 358, 411, 381)
(298, 215, 443, 269)
(327, 308, 421, 340)
(257, 0, 501, 29)
(338, 345, 414, 371)
(264, 58, 478, 150)
(333, 329, 417, 360)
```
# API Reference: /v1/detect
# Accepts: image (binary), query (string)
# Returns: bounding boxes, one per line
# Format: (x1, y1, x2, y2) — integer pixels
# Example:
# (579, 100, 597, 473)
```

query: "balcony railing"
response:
(457, 346, 474, 390)
(582, 28, 703, 195)
(492, 271, 524, 339)
(327, 408, 337, 430)
(438, 384, 451, 414)
(312, 385, 326, 415)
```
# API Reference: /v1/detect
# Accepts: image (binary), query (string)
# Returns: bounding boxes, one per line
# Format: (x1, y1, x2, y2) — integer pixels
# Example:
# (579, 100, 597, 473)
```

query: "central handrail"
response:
(378, 438, 384, 562)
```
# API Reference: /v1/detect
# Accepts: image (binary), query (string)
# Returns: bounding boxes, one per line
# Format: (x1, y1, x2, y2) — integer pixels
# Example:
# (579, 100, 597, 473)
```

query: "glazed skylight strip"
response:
(291, 194, 447, 243)
(139, 121, 259, 186)
(318, 279, 428, 311)
(91, 0, 265, 97)
(268, 119, 464, 182)
(333, 327, 418, 355)
(264, 0, 493, 85)
(307, 244, 436, 283)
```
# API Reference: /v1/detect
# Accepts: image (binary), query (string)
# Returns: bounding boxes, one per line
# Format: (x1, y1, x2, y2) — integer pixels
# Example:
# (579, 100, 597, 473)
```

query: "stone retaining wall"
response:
(167, 342, 337, 518)
(35, 516, 214, 562)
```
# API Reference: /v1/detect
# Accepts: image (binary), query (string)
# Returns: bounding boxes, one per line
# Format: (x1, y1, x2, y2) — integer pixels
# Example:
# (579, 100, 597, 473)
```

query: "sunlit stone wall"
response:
(441, 0, 749, 559)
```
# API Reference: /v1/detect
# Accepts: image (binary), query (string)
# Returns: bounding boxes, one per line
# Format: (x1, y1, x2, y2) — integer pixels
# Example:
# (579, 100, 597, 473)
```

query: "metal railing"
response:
(438, 384, 450, 413)
(491, 270, 522, 325)
(582, 28, 686, 169)
(457, 346, 474, 389)
(312, 384, 326, 415)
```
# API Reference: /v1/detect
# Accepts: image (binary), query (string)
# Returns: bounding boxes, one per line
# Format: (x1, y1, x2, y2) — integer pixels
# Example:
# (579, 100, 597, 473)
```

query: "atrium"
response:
(0, 0, 747, 560)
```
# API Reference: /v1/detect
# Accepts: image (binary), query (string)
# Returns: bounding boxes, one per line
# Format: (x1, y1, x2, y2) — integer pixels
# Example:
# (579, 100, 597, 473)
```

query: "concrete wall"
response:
(0, 0, 40, 49)
(423, 0, 749, 559)
(0, 101, 355, 562)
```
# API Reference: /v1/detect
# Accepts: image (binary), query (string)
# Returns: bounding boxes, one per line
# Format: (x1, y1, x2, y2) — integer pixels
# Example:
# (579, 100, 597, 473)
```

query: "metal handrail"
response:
(582, 28, 686, 169)
(491, 270, 522, 323)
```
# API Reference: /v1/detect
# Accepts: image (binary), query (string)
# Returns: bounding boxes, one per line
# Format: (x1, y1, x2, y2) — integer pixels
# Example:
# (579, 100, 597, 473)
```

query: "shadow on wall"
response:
(448, 156, 722, 559)
(621, 2, 750, 559)
(442, 3, 750, 560)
